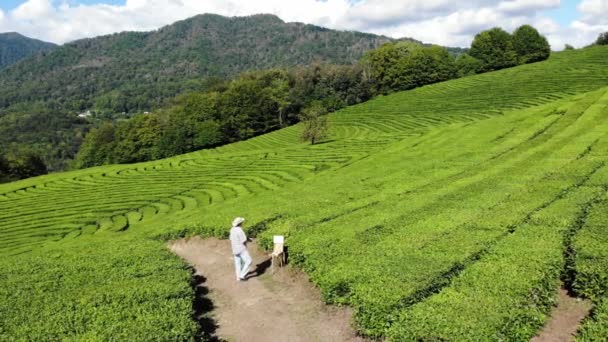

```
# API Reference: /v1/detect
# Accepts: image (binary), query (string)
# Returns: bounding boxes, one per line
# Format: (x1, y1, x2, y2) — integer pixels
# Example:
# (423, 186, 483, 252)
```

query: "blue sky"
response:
(541, 0, 580, 25)
(0, 1, 606, 49)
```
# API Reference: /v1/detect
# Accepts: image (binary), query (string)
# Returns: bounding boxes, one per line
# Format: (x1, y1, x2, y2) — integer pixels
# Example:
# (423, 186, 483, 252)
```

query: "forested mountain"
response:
(0, 13, 413, 175)
(0, 15, 552, 180)
(0, 32, 56, 69)
(0, 13, 412, 114)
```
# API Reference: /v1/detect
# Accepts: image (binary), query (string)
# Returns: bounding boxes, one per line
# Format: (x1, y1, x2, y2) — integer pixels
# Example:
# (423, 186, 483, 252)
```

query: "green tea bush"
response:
(576, 298, 608, 341)
(1, 47, 608, 340)
(0, 236, 198, 340)
(572, 198, 608, 340)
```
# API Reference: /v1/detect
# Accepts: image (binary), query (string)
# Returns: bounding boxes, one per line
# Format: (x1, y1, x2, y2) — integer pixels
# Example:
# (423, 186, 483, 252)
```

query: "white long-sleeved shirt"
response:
(229, 226, 247, 255)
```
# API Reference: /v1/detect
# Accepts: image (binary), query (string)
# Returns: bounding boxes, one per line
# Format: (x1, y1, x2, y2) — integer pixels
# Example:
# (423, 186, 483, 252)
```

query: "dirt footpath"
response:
(531, 288, 592, 342)
(170, 237, 365, 342)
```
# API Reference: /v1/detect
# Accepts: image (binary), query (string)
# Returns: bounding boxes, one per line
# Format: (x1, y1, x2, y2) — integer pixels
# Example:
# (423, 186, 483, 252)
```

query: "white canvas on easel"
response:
(271, 235, 285, 272)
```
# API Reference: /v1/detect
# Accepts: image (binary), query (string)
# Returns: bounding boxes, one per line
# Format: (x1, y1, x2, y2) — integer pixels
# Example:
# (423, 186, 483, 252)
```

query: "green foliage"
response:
(1, 21, 533, 175)
(470, 27, 518, 72)
(0, 14, 406, 172)
(0, 236, 198, 340)
(565, 44, 575, 50)
(290, 63, 374, 113)
(76, 65, 373, 168)
(361, 42, 418, 93)
(114, 114, 163, 163)
(300, 103, 329, 145)
(1, 45, 608, 341)
(470, 25, 551, 72)
(455, 53, 483, 77)
(362, 42, 458, 93)
(0, 147, 47, 182)
(218, 76, 280, 142)
(0, 155, 8, 181)
(512, 25, 551, 64)
(572, 190, 608, 340)
(576, 298, 608, 341)
(0, 110, 87, 174)
(0, 32, 55, 69)
(596, 32, 608, 45)
(74, 123, 116, 168)
(572, 199, 608, 300)
(0, 14, 397, 115)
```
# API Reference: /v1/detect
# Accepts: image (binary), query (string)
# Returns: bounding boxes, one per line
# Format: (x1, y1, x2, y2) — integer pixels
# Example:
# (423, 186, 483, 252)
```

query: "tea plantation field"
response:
(2, 46, 608, 340)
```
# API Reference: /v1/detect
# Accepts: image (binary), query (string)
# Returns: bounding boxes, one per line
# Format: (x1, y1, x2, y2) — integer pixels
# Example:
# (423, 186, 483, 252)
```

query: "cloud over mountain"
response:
(0, 0, 605, 49)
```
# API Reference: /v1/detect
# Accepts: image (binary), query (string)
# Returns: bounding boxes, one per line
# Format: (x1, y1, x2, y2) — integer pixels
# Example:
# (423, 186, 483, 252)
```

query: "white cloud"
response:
(337, 0, 477, 29)
(497, 0, 559, 14)
(0, 0, 604, 49)
(12, 0, 54, 20)
(578, 0, 608, 19)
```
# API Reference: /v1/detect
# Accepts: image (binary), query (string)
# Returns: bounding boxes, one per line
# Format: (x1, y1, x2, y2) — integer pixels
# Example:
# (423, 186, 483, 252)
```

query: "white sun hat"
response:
(232, 217, 245, 227)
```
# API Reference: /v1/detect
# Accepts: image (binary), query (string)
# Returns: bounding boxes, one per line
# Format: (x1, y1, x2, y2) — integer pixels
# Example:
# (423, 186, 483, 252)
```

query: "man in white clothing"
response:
(230, 217, 252, 281)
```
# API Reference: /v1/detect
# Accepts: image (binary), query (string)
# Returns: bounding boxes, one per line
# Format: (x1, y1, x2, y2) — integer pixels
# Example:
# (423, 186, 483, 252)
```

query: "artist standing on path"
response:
(230, 217, 252, 281)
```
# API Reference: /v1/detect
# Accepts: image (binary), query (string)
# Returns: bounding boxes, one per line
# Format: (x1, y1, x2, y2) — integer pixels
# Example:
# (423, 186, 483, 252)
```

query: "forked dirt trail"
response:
(170, 237, 365, 342)
(532, 288, 592, 342)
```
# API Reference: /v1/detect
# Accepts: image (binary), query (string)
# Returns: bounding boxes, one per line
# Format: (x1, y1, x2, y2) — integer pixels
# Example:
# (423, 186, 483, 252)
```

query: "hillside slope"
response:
(0, 32, 55, 69)
(1, 46, 608, 340)
(0, 13, 402, 113)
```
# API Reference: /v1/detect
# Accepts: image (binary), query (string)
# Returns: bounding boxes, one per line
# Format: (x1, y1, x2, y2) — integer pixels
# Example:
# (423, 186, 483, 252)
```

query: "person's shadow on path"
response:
(245, 257, 271, 280)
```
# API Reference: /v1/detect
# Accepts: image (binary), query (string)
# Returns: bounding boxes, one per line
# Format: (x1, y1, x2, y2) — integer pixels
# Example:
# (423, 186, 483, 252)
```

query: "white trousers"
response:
(233, 249, 252, 280)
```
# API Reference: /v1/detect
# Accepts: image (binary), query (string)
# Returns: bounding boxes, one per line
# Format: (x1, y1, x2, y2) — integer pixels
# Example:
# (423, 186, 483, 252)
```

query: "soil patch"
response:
(170, 236, 365, 342)
(531, 288, 592, 342)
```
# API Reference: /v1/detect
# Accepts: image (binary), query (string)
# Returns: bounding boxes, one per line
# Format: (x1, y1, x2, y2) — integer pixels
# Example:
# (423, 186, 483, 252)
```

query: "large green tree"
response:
(393, 45, 457, 89)
(1, 147, 48, 182)
(469, 27, 517, 72)
(74, 123, 116, 168)
(362, 42, 418, 93)
(157, 92, 223, 157)
(113, 114, 163, 163)
(300, 103, 329, 145)
(597, 32, 608, 45)
(0, 155, 10, 182)
(362, 42, 456, 92)
(512, 25, 551, 64)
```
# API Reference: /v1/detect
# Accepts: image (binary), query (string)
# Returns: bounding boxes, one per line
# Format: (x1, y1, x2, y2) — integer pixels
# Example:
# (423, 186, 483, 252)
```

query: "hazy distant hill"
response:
(0, 13, 412, 114)
(0, 32, 56, 69)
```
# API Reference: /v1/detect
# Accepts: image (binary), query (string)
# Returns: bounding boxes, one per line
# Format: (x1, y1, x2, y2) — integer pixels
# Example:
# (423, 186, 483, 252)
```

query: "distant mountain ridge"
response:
(0, 13, 417, 114)
(0, 32, 56, 69)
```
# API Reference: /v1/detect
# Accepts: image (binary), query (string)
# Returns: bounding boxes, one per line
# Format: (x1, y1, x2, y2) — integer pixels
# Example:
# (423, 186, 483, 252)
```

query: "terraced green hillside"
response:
(2, 46, 608, 340)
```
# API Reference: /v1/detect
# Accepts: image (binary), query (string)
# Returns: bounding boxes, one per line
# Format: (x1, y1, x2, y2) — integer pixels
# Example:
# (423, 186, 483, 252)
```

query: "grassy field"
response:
(1, 46, 608, 340)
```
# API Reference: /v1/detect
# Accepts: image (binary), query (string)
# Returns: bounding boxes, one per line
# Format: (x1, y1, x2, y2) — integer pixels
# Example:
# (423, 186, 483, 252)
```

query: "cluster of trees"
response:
(0, 110, 87, 175)
(75, 24, 553, 169)
(74, 64, 370, 167)
(462, 25, 550, 74)
(597, 32, 608, 46)
(360, 25, 550, 94)
(0, 148, 47, 183)
(362, 42, 457, 93)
